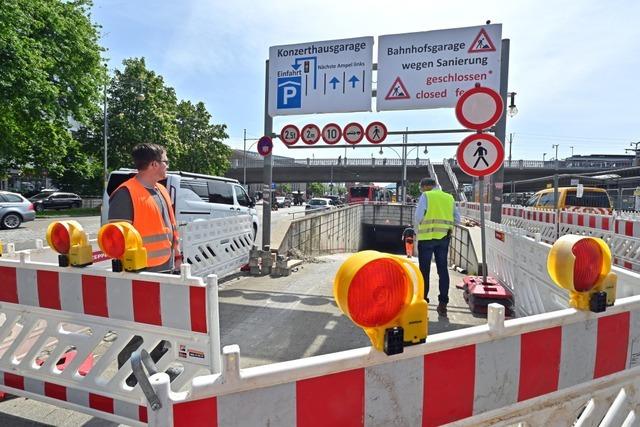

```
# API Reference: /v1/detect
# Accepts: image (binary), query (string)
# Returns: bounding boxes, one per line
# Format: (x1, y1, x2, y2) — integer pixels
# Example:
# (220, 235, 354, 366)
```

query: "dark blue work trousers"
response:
(418, 237, 450, 304)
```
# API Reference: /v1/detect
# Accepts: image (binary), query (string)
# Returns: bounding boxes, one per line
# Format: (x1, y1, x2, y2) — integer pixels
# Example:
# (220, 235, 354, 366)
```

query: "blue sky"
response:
(92, 0, 640, 162)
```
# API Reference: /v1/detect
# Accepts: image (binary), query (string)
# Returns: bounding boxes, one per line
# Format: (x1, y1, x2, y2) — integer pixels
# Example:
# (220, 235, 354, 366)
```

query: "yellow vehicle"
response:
(525, 187, 612, 213)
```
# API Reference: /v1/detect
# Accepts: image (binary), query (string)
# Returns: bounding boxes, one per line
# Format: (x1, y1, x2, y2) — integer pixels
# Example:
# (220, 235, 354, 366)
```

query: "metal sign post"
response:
(478, 176, 487, 283)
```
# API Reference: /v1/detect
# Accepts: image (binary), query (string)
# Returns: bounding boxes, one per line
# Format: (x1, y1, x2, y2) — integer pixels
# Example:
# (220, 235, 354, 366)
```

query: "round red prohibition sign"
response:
(365, 121, 387, 144)
(301, 124, 321, 145)
(257, 136, 273, 157)
(322, 123, 342, 145)
(456, 133, 504, 177)
(280, 124, 300, 145)
(343, 122, 365, 145)
(455, 86, 504, 131)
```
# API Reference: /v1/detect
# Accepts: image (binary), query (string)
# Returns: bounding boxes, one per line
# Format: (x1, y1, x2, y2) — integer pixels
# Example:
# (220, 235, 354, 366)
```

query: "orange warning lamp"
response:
(547, 235, 617, 312)
(97, 222, 147, 272)
(334, 251, 428, 355)
(46, 220, 92, 267)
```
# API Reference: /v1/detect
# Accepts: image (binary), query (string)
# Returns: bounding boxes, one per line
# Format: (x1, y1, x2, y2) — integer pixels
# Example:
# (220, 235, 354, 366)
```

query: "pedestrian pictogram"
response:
(301, 124, 321, 145)
(384, 77, 410, 100)
(343, 122, 365, 144)
(257, 136, 273, 156)
(280, 124, 300, 145)
(322, 123, 342, 145)
(468, 28, 497, 53)
(455, 85, 503, 131)
(456, 133, 504, 177)
(365, 121, 387, 144)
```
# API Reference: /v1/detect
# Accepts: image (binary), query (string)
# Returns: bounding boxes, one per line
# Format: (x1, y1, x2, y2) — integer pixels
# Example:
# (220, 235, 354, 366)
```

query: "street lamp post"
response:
(552, 144, 559, 169)
(570, 146, 574, 157)
(543, 152, 547, 162)
(379, 136, 419, 204)
(243, 129, 260, 187)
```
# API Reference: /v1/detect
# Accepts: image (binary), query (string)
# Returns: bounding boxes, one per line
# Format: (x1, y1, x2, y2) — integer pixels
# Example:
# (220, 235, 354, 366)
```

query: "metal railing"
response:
(448, 225, 479, 274)
(443, 158, 466, 202)
(232, 158, 634, 170)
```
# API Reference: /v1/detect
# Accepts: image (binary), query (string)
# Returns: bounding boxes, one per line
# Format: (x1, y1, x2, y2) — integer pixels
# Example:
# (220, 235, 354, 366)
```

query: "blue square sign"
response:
(277, 77, 301, 109)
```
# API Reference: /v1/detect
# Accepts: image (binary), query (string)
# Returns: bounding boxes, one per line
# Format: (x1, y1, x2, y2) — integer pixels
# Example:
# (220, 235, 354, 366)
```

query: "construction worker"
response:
(108, 143, 179, 273)
(108, 143, 180, 384)
(414, 178, 460, 317)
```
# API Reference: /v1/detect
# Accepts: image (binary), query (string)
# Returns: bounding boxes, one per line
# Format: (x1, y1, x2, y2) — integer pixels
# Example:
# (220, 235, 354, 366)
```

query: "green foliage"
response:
(408, 182, 421, 198)
(279, 183, 292, 194)
(308, 182, 324, 197)
(77, 58, 231, 183)
(336, 185, 347, 195)
(0, 0, 105, 177)
(173, 101, 230, 176)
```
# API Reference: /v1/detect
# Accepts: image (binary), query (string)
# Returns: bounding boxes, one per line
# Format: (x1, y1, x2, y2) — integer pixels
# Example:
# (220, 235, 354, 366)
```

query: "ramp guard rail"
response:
(444, 158, 467, 202)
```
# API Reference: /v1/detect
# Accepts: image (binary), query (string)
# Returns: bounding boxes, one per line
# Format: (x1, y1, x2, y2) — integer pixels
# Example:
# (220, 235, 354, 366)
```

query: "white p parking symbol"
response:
(277, 77, 302, 109)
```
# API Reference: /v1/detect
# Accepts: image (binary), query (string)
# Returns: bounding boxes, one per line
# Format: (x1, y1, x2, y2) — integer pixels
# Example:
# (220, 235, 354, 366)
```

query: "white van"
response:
(101, 169, 259, 238)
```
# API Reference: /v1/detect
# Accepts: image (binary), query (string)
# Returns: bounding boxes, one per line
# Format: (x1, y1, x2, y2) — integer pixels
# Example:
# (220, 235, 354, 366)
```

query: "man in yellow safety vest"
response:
(414, 178, 460, 317)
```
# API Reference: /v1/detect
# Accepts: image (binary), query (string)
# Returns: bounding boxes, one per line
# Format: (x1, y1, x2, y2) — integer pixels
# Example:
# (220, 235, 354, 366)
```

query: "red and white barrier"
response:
(147, 292, 640, 427)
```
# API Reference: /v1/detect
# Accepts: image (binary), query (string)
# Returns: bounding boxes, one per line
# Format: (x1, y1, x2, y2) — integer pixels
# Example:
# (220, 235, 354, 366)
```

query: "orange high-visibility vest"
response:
(117, 178, 178, 267)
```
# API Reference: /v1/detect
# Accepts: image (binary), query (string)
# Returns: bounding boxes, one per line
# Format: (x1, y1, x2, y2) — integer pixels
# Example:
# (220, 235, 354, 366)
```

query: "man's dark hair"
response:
(132, 143, 165, 170)
(420, 177, 437, 187)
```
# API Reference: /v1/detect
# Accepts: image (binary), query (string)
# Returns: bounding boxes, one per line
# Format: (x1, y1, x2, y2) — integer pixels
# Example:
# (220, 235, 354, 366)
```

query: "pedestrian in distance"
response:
(414, 177, 460, 317)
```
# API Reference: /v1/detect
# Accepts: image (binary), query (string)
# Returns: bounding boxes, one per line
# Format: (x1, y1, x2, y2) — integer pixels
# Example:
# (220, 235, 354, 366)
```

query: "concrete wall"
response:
(278, 205, 362, 256)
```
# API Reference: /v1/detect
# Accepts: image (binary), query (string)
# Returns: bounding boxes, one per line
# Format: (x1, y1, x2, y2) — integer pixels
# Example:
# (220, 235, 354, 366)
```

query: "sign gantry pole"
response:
(263, 60, 273, 251)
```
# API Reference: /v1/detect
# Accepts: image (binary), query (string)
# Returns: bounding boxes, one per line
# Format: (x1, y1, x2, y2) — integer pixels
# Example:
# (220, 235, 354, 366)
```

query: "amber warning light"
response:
(334, 251, 428, 355)
(46, 220, 92, 267)
(547, 235, 617, 312)
(97, 222, 147, 272)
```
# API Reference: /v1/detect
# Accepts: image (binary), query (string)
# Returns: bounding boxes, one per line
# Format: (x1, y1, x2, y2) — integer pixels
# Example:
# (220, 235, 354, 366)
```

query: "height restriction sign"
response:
(456, 133, 504, 177)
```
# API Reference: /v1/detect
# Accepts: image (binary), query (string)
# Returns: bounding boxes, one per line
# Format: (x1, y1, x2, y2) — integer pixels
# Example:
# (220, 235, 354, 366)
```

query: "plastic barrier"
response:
(145, 294, 640, 427)
(180, 215, 253, 278)
(0, 254, 221, 426)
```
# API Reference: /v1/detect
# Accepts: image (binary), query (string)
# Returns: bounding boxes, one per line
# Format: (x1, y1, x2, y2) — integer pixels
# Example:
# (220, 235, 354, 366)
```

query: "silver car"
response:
(0, 191, 36, 229)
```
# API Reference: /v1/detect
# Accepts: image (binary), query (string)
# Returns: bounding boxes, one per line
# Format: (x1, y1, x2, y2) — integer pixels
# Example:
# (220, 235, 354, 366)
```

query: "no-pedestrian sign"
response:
(377, 24, 502, 111)
(456, 133, 504, 177)
(365, 121, 387, 144)
(257, 136, 273, 157)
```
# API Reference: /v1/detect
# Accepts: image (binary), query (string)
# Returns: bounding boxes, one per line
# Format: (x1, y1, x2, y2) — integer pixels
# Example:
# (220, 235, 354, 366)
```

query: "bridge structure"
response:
(225, 157, 639, 195)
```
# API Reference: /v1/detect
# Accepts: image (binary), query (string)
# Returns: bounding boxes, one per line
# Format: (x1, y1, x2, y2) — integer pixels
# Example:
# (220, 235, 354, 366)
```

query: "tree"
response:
(0, 0, 105, 178)
(173, 101, 230, 176)
(279, 183, 292, 195)
(308, 182, 324, 197)
(336, 185, 347, 196)
(408, 182, 421, 198)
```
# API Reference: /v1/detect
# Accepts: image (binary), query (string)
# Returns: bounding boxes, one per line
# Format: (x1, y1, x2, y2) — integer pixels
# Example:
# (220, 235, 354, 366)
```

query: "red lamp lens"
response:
(101, 225, 126, 259)
(572, 239, 602, 292)
(51, 223, 70, 254)
(347, 259, 409, 327)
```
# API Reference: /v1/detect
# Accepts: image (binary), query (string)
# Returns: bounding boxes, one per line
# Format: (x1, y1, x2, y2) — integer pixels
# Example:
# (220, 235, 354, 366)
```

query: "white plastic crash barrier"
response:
(486, 221, 640, 316)
(144, 287, 640, 427)
(461, 203, 640, 271)
(0, 254, 221, 426)
(180, 215, 253, 278)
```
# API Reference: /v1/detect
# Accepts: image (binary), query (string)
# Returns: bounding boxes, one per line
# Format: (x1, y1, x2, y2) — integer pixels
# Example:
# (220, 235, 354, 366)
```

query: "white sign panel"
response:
(377, 24, 502, 111)
(268, 37, 374, 116)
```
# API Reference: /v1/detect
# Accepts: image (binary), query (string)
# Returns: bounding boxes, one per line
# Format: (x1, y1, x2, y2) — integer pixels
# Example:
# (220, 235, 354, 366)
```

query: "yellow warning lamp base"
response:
(122, 246, 148, 272)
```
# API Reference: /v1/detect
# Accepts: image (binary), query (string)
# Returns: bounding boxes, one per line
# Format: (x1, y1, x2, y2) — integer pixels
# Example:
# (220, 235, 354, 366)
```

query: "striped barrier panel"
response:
(146, 291, 640, 427)
(0, 255, 221, 426)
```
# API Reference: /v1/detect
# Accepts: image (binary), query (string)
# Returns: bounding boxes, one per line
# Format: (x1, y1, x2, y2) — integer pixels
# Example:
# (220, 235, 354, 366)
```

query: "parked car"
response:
(275, 196, 291, 208)
(102, 169, 259, 239)
(0, 191, 36, 229)
(30, 192, 82, 211)
(325, 195, 344, 207)
(305, 197, 335, 215)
